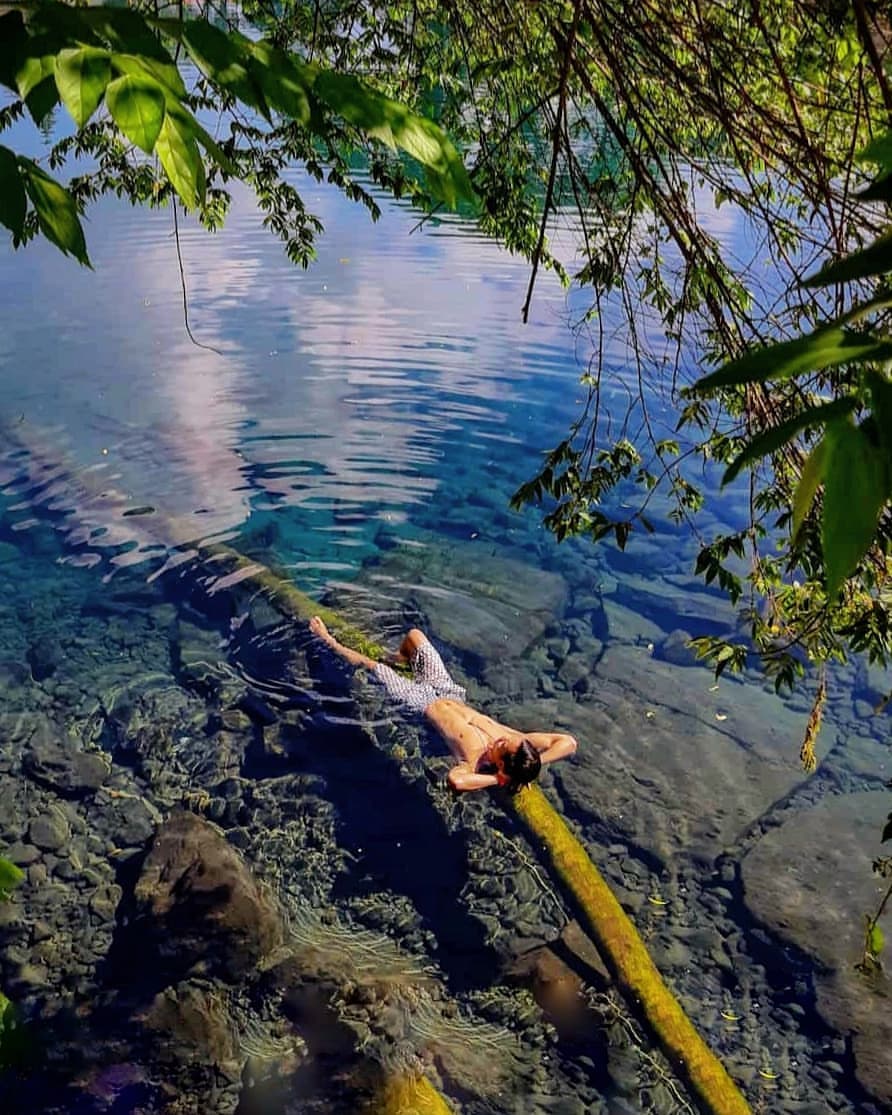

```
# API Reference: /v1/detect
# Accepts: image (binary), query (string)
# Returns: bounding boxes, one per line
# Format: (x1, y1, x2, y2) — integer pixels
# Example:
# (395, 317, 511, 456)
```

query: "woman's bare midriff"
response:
(424, 697, 523, 766)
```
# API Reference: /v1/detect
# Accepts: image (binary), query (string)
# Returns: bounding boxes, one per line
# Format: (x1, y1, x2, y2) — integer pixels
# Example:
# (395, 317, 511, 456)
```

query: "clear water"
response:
(0, 150, 889, 1114)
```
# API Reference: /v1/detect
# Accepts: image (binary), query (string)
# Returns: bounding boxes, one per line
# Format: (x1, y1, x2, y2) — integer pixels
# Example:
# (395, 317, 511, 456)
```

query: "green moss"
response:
(511, 786, 751, 1115)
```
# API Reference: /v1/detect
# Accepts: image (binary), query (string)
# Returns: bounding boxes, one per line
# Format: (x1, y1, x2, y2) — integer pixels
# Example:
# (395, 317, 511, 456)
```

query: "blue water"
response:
(1, 144, 889, 1113)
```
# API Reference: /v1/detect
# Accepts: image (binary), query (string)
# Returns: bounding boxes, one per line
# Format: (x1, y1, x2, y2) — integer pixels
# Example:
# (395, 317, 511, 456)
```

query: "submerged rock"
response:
(126, 811, 284, 984)
(352, 534, 567, 660)
(742, 791, 892, 1108)
(22, 721, 108, 798)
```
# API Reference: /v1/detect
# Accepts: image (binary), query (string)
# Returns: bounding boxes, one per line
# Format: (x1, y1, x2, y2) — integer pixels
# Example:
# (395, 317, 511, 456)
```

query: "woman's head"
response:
(492, 737, 541, 791)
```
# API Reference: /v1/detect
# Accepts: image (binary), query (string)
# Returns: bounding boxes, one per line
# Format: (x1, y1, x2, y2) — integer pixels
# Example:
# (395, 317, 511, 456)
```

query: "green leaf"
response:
(722, 398, 856, 486)
(0, 856, 24, 898)
(163, 101, 235, 177)
(804, 234, 892, 288)
(155, 112, 205, 210)
(857, 173, 892, 203)
(110, 52, 186, 100)
(54, 47, 111, 127)
(14, 48, 55, 101)
(867, 921, 884, 958)
(0, 146, 26, 238)
(0, 11, 28, 93)
(246, 39, 312, 124)
(181, 20, 267, 115)
(78, 6, 171, 61)
(695, 328, 892, 392)
(792, 437, 827, 539)
(822, 419, 889, 598)
(105, 73, 165, 154)
(19, 158, 90, 266)
(14, 37, 60, 126)
(867, 371, 892, 453)
(314, 71, 474, 208)
(859, 129, 892, 173)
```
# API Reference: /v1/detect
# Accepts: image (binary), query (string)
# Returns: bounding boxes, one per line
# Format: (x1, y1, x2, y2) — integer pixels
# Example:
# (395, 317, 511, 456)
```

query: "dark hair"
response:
(502, 739, 542, 791)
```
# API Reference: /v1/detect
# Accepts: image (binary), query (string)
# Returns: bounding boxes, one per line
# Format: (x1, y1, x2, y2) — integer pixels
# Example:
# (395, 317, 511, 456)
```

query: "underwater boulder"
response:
(126, 811, 284, 984)
(22, 720, 108, 798)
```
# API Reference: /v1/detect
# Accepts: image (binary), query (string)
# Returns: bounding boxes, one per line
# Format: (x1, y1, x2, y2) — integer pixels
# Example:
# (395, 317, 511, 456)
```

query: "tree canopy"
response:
(3, 0, 892, 753)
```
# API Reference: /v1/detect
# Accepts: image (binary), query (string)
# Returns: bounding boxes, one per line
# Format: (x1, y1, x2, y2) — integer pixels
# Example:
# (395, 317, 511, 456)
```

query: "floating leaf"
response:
(155, 111, 205, 210)
(54, 46, 111, 127)
(822, 419, 889, 598)
(792, 437, 827, 539)
(105, 73, 165, 153)
(19, 158, 90, 265)
(0, 145, 26, 237)
(696, 328, 892, 392)
(722, 398, 855, 486)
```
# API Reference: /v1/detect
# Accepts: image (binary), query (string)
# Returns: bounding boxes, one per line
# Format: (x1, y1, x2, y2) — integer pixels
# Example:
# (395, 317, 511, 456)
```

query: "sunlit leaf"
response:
(14, 48, 55, 102)
(155, 112, 205, 210)
(181, 19, 267, 116)
(162, 101, 235, 177)
(722, 398, 855, 486)
(804, 234, 892, 288)
(54, 47, 111, 127)
(822, 419, 889, 598)
(246, 39, 312, 124)
(868, 921, 884, 957)
(0, 145, 26, 238)
(105, 73, 165, 153)
(695, 328, 892, 391)
(110, 52, 186, 101)
(314, 71, 474, 208)
(792, 437, 827, 539)
(19, 158, 90, 265)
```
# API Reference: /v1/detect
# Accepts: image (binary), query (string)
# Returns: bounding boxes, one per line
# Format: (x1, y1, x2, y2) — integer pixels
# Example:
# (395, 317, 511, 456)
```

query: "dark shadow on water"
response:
(251, 706, 501, 994)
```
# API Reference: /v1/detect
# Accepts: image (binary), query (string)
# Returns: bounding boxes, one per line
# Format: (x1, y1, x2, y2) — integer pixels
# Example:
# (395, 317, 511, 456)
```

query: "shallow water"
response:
(0, 153, 890, 1114)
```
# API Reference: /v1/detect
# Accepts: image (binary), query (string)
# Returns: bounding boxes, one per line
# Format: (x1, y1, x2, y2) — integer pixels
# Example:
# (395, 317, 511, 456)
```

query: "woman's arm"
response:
(448, 763, 501, 792)
(309, 616, 378, 670)
(525, 732, 578, 766)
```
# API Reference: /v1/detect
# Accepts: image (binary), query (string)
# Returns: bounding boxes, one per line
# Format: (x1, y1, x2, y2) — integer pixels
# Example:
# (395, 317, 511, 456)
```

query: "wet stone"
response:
(28, 813, 70, 852)
(5, 841, 40, 866)
(23, 724, 108, 797)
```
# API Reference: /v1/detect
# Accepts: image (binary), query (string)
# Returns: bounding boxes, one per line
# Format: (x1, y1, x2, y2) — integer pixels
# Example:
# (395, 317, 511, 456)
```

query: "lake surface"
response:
(0, 146, 890, 1114)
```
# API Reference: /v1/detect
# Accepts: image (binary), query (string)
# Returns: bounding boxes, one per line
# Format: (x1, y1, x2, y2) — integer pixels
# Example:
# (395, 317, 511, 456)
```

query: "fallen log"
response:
(211, 545, 752, 1115)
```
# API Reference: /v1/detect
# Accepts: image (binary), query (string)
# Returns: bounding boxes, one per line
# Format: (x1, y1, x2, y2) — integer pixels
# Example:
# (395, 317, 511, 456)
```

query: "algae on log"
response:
(371, 1072, 454, 1114)
(511, 786, 751, 1115)
(210, 546, 751, 1115)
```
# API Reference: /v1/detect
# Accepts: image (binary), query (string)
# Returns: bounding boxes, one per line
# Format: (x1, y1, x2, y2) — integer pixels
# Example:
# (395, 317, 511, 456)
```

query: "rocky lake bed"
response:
(0, 507, 890, 1115)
